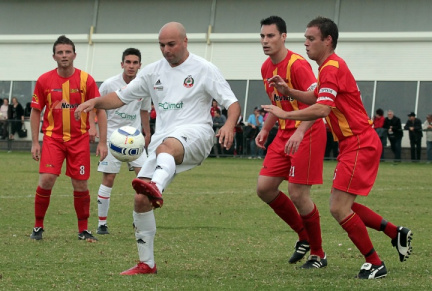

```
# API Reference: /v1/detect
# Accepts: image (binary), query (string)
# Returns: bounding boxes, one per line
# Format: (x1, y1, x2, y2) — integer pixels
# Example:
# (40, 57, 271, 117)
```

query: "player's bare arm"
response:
(216, 101, 241, 149)
(285, 120, 315, 155)
(267, 75, 317, 105)
(74, 92, 125, 120)
(88, 110, 97, 143)
(255, 112, 277, 149)
(30, 107, 42, 161)
(262, 103, 330, 121)
(95, 108, 108, 161)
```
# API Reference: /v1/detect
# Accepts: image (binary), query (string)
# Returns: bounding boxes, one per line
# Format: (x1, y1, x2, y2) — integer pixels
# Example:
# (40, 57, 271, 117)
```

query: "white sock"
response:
(98, 184, 112, 226)
(151, 152, 176, 192)
(134, 210, 156, 267)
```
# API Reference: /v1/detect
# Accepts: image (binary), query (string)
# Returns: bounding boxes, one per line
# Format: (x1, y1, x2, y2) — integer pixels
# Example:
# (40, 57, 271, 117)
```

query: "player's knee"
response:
(256, 184, 278, 203)
(39, 174, 57, 189)
(134, 193, 153, 212)
(329, 204, 346, 222)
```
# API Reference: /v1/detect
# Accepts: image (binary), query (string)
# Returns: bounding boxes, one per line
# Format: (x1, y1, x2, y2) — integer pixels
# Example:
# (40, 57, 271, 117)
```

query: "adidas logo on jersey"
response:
(154, 79, 163, 91)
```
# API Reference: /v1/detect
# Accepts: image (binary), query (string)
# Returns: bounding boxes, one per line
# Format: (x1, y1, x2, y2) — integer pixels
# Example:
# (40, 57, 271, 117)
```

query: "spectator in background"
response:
(0, 98, 10, 139)
(247, 107, 263, 159)
(234, 115, 244, 156)
(212, 108, 226, 157)
(24, 102, 32, 118)
(423, 114, 432, 162)
(150, 102, 156, 135)
(383, 110, 403, 161)
(404, 112, 423, 161)
(210, 99, 221, 117)
(9, 97, 24, 140)
(373, 108, 386, 160)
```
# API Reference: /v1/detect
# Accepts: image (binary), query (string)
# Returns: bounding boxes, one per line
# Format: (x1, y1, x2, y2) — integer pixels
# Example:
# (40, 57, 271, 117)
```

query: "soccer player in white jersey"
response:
(75, 22, 241, 275)
(96, 48, 151, 235)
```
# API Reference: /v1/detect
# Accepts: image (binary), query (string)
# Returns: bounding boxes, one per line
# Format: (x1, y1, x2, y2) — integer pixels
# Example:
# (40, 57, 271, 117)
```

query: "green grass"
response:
(0, 152, 431, 290)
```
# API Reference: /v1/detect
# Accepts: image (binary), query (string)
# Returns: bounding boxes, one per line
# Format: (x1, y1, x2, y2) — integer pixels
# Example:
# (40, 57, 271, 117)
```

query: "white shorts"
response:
(98, 143, 147, 174)
(137, 124, 213, 179)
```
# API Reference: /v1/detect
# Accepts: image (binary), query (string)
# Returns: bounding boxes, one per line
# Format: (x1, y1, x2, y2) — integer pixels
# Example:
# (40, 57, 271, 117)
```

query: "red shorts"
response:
(332, 128, 381, 196)
(40, 135, 90, 180)
(260, 121, 326, 184)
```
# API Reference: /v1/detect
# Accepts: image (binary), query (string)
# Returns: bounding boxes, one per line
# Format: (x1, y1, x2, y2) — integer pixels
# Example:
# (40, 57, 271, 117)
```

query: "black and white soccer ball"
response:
(109, 126, 145, 162)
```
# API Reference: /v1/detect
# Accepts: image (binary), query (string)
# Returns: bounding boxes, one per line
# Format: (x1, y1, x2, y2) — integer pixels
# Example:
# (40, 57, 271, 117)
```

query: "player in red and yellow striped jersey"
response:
(263, 17, 412, 279)
(256, 16, 327, 269)
(29, 35, 108, 242)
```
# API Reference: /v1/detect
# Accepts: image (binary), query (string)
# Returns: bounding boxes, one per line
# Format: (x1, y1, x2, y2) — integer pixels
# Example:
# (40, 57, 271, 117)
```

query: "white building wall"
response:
(1, 32, 432, 82)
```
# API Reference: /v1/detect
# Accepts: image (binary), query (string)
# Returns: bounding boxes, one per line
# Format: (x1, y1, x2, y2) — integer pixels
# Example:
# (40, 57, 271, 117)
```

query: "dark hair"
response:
(260, 15, 287, 34)
(53, 35, 75, 54)
(215, 108, 221, 115)
(376, 108, 384, 116)
(122, 48, 141, 62)
(307, 16, 338, 49)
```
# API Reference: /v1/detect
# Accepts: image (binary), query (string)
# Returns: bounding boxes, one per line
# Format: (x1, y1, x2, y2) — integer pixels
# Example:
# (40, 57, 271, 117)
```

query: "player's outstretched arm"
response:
(262, 103, 330, 121)
(267, 75, 317, 105)
(74, 92, 125, 121)
(216, 101, 241, 149)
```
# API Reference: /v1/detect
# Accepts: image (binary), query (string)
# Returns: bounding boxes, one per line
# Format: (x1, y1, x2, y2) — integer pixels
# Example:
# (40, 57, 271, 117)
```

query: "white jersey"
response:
(116, 53, 238, 148)
(99, 73, 151, 137)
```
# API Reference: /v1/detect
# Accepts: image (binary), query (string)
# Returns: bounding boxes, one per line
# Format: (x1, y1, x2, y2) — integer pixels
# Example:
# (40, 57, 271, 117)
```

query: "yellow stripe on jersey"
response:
(62, 81, 71, 142)
(286, 54, 304, 128)
(325, 116, 338, 141)
(46, 92, 54, 137)
(80, 71, 89, 134)
(271, 67, 287, 129)
(320, 60, 339, 72)
(332, 107, 354, 137)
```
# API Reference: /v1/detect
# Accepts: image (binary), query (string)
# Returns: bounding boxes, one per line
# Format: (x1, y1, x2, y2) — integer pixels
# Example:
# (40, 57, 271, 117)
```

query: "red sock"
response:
(301, 204, 324, 258)
(34, 186, 52, 228)
(269, 192, 308, 241)
(340, 213, 381, 265)
(74, 190, 90, 233)
(352, 202, 397, 239)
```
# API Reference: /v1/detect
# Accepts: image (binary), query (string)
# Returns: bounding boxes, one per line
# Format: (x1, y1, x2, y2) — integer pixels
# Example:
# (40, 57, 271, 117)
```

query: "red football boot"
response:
(132, 178, 164, 208)
(120, 262, 157, 275)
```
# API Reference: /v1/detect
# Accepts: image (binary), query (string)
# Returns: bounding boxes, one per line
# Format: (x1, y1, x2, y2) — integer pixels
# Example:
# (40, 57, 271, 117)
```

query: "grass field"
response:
(0, 151, 430, 290)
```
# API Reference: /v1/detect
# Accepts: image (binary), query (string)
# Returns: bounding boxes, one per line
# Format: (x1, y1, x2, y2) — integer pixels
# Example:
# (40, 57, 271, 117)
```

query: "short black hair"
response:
(53, 35, 75, 54)
(376, 108, 384, 116)
(307, 16, 338, 49)
(260, 15, 287, 34)
(122, 48, 141, 63)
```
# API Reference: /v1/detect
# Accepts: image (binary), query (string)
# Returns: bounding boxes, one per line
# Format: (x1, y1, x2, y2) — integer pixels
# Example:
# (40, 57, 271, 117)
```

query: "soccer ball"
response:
(109, 126, 145, 162)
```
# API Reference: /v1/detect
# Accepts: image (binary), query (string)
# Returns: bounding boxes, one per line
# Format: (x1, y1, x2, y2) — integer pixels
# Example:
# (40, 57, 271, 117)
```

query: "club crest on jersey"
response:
(183, 75, 194, 88)
(32, 94, 39, 103)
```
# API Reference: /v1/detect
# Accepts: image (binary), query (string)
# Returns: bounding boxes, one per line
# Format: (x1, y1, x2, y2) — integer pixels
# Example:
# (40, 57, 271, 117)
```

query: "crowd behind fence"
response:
(1, 119, 430, 162)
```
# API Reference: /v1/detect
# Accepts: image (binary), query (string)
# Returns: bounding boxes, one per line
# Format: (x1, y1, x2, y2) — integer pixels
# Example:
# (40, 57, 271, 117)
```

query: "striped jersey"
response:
(315, 53, 373, 141)
(261, 50, 319, 133)
(31, 68, 100, 142)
